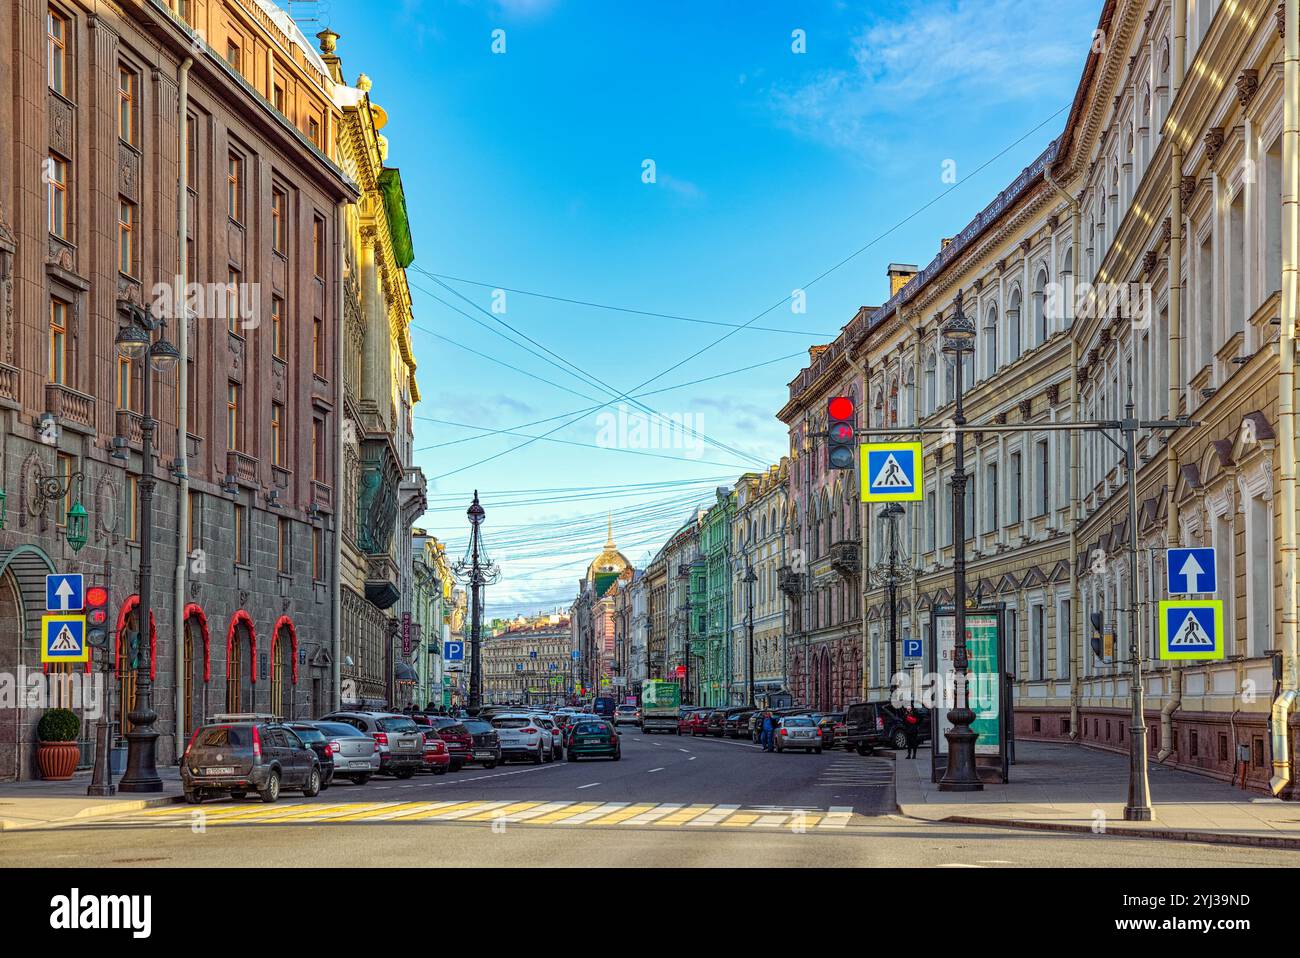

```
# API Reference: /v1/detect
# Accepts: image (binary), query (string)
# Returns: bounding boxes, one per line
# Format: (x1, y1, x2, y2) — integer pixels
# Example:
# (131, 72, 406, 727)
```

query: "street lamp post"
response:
(937, 291, 982, 792)
(115, 311, 178, 794)
(682, 594, 693, 706)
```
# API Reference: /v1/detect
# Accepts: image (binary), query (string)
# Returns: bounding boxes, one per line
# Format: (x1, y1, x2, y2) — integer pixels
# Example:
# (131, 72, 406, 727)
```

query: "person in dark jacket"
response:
(901, 706, 921, 759)
(761, 711, 777, 752)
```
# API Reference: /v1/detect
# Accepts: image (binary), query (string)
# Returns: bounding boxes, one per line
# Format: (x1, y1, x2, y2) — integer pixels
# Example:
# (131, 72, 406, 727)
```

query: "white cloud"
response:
(768, 0, 1092, 152)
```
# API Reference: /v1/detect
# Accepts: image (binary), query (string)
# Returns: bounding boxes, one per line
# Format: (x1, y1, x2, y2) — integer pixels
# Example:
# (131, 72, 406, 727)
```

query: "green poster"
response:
(934, 611, 1002, 757)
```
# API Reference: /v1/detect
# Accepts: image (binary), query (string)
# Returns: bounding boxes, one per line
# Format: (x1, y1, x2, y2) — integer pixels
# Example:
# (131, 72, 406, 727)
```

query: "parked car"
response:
(684, 708, 714, 736)
(534, 714, 564, 760)
(815, 712, 846, 749)
(774, 715, 824, 754)
(459, 718, 501, 768)
(182, 716, 322, 804)
(842, 701, 930, 754)
(705, 709, 729, 737)
(308, 721, 381, 785)
(491, 713, 551, 764)
(565, 718, 621, 761)
(613, 705, 640, 726)
(724, 709, 755, 738)
(320, 711, 425, 778)
(748, 709, 774, 742)
(285, 722, 335, 788)
(417, 728, 451, 774)
(427, 717, 473, 771)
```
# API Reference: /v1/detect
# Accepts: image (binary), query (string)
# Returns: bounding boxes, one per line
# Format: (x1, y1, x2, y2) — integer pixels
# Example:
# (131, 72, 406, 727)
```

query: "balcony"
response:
(829, 540, 861, 577)
(311, 479, 333, 510)
(115, 409, 144, 447)
(776, 565, 805, 598)
(364, 553, 401, 609)
(226, 449, 258, 487)
(0, 362, 18, 407)
(45, 382, 95, 433)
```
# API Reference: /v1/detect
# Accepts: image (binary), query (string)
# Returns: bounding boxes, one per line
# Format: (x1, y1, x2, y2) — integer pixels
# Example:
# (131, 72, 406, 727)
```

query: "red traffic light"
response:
(827, 396, 854, 421)
(675, 665, 686, 678)
(86, 586, 108, 608)
(829, 422, 854, 442)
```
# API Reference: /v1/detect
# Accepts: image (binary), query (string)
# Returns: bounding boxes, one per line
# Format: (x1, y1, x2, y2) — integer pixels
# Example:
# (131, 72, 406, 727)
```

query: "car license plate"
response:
(474, 751, 493, 759)
(348, 760, 370, 768)
(204, 767, 234, 775)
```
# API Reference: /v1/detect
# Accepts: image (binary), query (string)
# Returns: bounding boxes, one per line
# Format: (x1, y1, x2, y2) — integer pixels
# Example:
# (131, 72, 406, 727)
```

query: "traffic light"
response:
(826, 396, 855, 470)
(86, 585, 110, 652)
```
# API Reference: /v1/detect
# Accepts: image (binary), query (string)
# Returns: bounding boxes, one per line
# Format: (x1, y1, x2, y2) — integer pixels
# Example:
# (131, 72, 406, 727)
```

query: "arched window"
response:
(888, 378, 898, 426)
(902, 367, 915, 425)
(922, 351, 937, 415)
(1008, 287, 1023, 362)
(1033, 266, 1049, 344)
(982, 304, 998, 377)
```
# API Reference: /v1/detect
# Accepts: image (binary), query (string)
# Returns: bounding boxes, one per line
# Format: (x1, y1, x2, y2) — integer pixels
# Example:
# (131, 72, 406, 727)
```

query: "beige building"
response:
(730, 461, 791, 703)
(482, 614, 571, 705)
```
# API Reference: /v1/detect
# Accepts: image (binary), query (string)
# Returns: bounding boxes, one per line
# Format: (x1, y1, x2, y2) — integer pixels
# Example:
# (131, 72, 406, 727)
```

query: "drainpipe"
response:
(172, 57, 193, 758)
(1272, 0, 1300, 795)
(1044, 168, 1081, 740)
(1159, 0, 1188, 764)
(332, 202, 347, 709)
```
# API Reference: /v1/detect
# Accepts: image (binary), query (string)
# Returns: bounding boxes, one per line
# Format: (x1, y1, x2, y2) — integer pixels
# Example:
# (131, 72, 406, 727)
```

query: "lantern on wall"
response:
(65, 500, 88, 552)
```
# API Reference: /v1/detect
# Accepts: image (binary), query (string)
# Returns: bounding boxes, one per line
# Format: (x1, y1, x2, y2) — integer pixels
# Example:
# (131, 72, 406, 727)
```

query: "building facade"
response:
(482, 613, 570, 705)
(0, 0, 363, 779)
(700, 487, 734, 706)
(730, 461, 790, 705)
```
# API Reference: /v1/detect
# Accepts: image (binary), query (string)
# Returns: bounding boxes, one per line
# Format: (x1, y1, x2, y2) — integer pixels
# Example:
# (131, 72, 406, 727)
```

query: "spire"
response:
(606, 512, 615, 548)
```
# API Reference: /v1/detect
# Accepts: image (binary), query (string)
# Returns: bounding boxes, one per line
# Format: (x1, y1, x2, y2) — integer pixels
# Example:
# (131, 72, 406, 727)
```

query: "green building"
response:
(700, 487, 735, 706)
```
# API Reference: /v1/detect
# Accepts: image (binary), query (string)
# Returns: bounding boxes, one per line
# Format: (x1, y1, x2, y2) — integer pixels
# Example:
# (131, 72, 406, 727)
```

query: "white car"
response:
(490, 713, 553, 763)
(613, 705, 640, 726)
(532, 713, 565, 759)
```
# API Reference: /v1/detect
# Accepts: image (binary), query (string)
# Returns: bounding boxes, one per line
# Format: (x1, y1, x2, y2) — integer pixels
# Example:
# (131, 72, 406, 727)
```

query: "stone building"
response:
(0, 0, 359, 778)
(568, 518, 632, 692)
(730, 461, 790, 705)
(319, 32, 425, 711)
(482, 613, 570, 704)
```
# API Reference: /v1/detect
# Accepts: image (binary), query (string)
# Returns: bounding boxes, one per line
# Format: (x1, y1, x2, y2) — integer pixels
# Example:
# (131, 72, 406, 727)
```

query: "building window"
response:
(227, 153, 242, 222)
(272, 187, 287, 253)
(311, 417, 324, 480)
(47, 153, 69, 239)
(307, 116, 321, 147)
(225, 40, 241, 72)
(118, 199, 137, 276)
(272, 296, 286, 359)
(312, 317, 324, 375)
(1057, 598, 1071, 680)
(985, 462, 999, 533)
(277, 518, 290, 574)
(1036, 439, 1050, 517)
(227, 268, 241, 333)
(49, 298, 69, 384)
(1246, 491, 1274, 657)
(118, 64, 138, 145)
(1010, 452, 1023, 525)
(273, 84, 285, 113)
(48, 7, 70, 96)
(226, 381, 240, 451)
(312, 216, 325, 277)
(1030, 604, 1044, 681)
(271, 402, 285, 467)
(116, 355, 136, 410)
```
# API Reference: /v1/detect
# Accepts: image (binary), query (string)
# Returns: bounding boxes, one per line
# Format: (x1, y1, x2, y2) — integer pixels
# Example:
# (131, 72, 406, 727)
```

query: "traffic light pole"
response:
(860, 394, 1194, 819)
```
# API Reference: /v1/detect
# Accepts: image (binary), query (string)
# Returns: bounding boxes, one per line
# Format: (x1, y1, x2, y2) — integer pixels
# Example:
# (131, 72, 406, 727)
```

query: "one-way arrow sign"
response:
(1167, 547, 1216, 595)
(45, 573, 84, 612)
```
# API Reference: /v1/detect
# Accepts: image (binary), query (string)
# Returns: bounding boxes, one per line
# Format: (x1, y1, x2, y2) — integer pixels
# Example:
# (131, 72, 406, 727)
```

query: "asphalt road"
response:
(4, 727, 1299, 867)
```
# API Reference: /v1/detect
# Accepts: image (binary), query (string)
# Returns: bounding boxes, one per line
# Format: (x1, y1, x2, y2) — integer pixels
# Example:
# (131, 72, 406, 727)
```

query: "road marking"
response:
(678, 748, 690, 753)
(432, 801, 511, 821)
(503, 802, 575, 822)
(588, 803, 658, 826)
(818, 806, 855, 829)
(654, 804, 715, 826)
(577, 782, 601, 789)
(327, 802, 431, 822)
(623, 803, 683, 825)
(686, 804, 741, 827)
(557, 803, 630, 825)
(688, 756, 697, 761)
(462, 801, 544, 822)
(528, 802, 602, 824)
(647, 767, 665, 773)
(719, 812, 760, 828)
(753, 813, 794, 828)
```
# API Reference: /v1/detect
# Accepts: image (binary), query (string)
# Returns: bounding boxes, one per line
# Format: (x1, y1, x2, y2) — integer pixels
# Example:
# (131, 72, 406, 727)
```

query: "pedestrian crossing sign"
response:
(1157, 600, 1223, 660)
(41, 614, 88, 663)
(862, 442, 923, 502)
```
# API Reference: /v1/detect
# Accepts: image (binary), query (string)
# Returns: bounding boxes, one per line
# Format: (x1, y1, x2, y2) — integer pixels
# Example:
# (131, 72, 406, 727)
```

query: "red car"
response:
(419, 730, 450, 774)
(428, 717, 473, 771)
(681, 709, 712, 736)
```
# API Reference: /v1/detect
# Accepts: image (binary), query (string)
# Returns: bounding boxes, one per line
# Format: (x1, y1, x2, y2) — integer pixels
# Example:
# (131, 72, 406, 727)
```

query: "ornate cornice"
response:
(1236, 70, 1259, 109)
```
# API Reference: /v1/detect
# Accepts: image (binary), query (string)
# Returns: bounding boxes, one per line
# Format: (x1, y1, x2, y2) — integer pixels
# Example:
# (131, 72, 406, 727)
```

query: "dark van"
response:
(843, 701, 931, 754)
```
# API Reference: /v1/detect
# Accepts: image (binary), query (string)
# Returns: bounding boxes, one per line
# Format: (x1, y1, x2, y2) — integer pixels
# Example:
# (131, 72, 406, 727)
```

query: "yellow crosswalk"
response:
(64, 799, 865, 832)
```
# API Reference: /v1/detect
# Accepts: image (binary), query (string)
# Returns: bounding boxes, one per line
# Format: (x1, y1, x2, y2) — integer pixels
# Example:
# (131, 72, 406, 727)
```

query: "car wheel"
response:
(815, 747, 823, 755)
(555, 746, 563, 760)
(567, 751, 577, 762)
(612, 750, 620, 761)
(184, 789, 203, 804)
(229, 790, 247, 800)
(451, 760, 465, 772)
(433, 765, 447, 775)
(351, 774, 371, 786)
(483, 761, 497, 769)
(856, 743, 873, 756)
(259, 770, 281, 803)
(395, 768, 415, 780)
(303, 766, 322, 797)
(532, 745, 543, 765)
(893, 730, 908, 750)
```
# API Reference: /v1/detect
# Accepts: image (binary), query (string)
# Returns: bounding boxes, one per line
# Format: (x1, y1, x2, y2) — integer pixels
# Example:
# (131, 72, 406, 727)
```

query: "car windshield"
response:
(492, 717, 532, 729)
(377, 718, 420, 732)
(782, 717, 815, 727)
(196, 726, 250, 748)
(289, 727, 325, 743)
(461, 720, 493, 733)
(574, 723, 608, 734)
(313, 722, 363, 738)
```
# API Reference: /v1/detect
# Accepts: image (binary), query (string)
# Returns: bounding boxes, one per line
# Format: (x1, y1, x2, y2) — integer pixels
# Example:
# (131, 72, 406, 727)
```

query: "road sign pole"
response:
(1122, 393, 1152, 821)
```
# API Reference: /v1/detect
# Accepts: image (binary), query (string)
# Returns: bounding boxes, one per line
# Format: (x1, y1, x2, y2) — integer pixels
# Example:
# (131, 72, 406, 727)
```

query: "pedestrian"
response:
(761, 711, 776, 752)
(902, 706, 921, 760)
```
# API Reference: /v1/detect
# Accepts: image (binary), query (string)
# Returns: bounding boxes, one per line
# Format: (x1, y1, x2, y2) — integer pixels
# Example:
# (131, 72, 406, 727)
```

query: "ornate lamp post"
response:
(867, 502, 920, 698)
(732, 549, 758, 707)
(116, 310, 178, 793)
(937, 291, 982, 792)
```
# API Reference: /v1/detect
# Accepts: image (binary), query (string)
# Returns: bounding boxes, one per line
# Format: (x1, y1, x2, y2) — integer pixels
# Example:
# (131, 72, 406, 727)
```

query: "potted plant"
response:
(36, 708, 80, 780)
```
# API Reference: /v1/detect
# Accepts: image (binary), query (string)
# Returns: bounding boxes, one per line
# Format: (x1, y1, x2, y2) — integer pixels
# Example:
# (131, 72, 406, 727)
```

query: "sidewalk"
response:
(895, 740, 1300, 848)
(0, 769, 181, 831)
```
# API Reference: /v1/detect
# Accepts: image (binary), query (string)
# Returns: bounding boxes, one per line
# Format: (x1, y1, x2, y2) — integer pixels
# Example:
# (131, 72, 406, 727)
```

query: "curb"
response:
(900, 809, 1300, 850)
(0, 793, 182, 832)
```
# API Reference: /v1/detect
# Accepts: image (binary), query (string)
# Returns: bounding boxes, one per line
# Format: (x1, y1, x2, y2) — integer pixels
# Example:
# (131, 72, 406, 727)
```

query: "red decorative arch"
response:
(226, 610, 257, 684)
(184, 603, 212, 682)
(271, 615, 299, 685)
(114, 595, 158, 681)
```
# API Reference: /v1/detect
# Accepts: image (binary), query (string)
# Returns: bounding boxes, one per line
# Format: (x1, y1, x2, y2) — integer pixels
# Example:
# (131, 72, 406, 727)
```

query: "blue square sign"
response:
(45, 573, 84, 612)
(902, 638, 922, 659)
(443, 640, 464, 661)
(1167, 547, 1216, 595)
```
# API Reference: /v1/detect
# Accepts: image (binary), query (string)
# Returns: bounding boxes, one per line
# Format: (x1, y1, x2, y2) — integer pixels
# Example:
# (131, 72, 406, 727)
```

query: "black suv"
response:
(843, 702, 931, 754)
(182, 715, 323, 804)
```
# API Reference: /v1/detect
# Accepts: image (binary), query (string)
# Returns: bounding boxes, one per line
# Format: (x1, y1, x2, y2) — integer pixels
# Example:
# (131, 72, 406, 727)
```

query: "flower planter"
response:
(36, 740, 79, 780)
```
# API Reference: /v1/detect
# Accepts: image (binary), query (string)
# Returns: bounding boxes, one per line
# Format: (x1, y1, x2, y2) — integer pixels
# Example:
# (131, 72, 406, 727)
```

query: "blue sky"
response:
(296, 0, 1101, 615)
